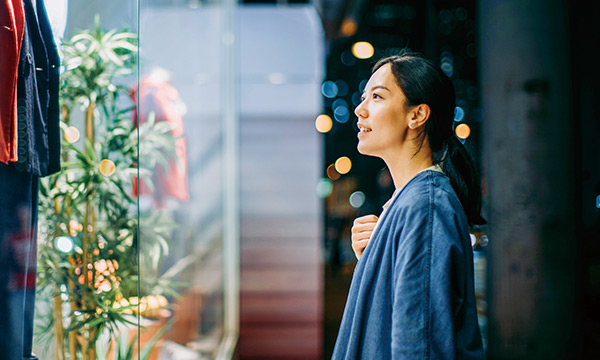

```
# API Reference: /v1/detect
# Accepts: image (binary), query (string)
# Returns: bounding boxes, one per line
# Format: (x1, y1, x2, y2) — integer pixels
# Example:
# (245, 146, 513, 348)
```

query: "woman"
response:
(332, 50, 485, 359)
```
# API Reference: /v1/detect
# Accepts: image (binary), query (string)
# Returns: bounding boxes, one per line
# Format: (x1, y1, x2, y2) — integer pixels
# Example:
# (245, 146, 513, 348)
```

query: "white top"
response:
(369, 165, 443, 240)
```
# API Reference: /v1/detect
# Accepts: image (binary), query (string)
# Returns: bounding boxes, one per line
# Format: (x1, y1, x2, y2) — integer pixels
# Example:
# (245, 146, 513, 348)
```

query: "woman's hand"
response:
(351, 215, 379, 260)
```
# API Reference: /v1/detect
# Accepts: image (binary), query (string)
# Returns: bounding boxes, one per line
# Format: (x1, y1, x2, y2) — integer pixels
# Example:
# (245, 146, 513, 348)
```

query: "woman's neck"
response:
(383, 147, 434, 190)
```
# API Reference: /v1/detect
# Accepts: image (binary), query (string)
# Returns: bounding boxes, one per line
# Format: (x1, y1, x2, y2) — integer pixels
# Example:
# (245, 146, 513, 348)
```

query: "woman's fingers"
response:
(353, 214, 379, 226)
(352, 227, 374, 241)
(351, 214, 379, 260)
(352, 215, 378, 233)
(352, 239, 370, 260)
(352, 222, 376, 234)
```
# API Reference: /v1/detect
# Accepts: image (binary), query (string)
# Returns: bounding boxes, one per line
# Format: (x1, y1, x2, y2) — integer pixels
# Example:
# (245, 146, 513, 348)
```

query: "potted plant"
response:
(34, 16, 180, 360)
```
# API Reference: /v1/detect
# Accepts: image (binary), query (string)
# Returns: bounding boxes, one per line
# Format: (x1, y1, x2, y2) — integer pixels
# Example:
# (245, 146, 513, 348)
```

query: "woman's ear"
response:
(408, 104, 431, 129)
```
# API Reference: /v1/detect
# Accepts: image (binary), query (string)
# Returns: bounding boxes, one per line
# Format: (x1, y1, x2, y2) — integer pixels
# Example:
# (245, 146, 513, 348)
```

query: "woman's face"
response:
(355, 63, 412, 159)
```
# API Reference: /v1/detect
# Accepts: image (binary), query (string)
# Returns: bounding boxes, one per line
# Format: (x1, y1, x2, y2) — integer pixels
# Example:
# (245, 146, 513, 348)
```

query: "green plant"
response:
(35, 16, 180, 360)
(95, 318, 175, 360)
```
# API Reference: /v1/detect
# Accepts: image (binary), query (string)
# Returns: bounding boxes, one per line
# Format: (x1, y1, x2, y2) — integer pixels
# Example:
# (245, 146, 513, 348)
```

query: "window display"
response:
(0, 1, 240, 359)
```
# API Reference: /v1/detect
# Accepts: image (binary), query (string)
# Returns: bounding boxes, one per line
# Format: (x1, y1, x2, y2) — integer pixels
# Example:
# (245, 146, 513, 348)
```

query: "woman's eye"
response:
(372, 93, 381, 99)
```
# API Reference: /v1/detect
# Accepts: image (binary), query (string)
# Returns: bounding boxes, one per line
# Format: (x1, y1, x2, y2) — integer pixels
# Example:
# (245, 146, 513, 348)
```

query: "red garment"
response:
(8, 230, 37, 290)
(132, 75, 189, 206)
(0, 0, 25, 164)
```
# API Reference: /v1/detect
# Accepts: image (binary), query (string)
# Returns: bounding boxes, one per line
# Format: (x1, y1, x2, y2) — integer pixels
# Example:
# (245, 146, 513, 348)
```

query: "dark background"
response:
(241, 0, 599, 359)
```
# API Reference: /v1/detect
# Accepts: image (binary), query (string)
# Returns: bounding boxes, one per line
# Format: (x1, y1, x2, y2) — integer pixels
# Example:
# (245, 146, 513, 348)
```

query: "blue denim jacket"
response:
(332, 170, 484, 359)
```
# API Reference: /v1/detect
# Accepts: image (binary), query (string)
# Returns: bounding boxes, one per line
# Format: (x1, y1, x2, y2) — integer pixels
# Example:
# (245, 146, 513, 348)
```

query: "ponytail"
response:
(438, 137, 486, 226)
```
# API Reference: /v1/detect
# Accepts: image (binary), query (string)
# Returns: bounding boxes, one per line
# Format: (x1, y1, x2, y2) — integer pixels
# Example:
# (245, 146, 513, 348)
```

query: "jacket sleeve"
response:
(390, 191, 462, 360)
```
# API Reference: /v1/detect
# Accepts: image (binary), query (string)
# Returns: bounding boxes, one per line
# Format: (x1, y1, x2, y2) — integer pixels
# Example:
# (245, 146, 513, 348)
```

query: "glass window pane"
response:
(31, 1, 140, 359)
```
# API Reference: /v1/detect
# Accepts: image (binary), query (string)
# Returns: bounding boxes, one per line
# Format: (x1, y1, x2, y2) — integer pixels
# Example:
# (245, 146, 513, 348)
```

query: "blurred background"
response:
(5, 0, 597, 359)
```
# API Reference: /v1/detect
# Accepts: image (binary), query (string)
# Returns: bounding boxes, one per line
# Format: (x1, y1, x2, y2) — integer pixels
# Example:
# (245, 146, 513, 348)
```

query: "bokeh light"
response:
(99, 159, 116, 176)
(335, 156, 352, 174)
(335, 80, 349, 97)
(316, 178, 334, 198)
(440, 51, 454, 77)
(64, 126, 80, 143)
(315, 114, 333, 133)
(352, 41, 374, 59)
(332, 98, 348, 110)
(352, 92, 362, 106)
(479, 235, 489, 247)
(596, 195, 600, 209)
(54, 236, 74, 253)
(349, 191, 366, 208)
(327, 164, 341, 181)
(470, 233, 477, 247)
(321, 81, 338, 98)
(358, 79, 367, 93)
(334, 105, 350, 123)
(454, 106, 465, 122)
(455, 123, 471, 139)
(455, 7, 468, 21)
(340, 18, 358, 37)
(341, 51, 357, 66)
(441, 61, 454, 77)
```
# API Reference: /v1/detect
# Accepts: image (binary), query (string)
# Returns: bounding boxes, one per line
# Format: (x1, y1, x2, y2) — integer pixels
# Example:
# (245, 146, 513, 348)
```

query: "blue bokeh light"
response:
(454, 106, 465, 122)
(334, 106, 350, 123)
(321, 81, 338, 98)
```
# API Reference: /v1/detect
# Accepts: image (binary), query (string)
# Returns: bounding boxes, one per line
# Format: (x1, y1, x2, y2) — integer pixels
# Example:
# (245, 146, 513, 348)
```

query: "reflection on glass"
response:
(33, 17, 152, 360)
(28, 1, 236, 358)
(135, 1, 232, 357)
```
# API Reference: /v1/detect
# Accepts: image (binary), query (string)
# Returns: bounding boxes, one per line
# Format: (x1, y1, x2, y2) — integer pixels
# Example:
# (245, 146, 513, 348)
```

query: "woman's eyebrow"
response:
(370, 85, 391, 92)
(362, 85, 391, 98)
(363, 85, 391, 96)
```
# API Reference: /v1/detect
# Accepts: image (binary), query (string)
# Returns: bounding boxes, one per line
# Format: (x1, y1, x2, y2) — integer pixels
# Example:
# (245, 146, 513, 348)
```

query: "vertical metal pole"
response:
(218, 0, 240, 357)
(479, 0, 575, 359)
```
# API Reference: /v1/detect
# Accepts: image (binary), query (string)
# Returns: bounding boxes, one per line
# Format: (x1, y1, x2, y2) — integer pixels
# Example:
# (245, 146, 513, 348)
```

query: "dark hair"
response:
(373, 49, 486, 226)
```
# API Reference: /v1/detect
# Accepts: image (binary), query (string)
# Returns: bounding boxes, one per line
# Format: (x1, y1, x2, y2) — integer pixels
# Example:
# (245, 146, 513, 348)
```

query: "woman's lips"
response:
(357, 126, 371, 138)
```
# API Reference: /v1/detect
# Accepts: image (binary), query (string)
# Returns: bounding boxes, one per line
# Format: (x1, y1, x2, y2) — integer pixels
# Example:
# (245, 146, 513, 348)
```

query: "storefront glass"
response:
(25, 1, 238, 359)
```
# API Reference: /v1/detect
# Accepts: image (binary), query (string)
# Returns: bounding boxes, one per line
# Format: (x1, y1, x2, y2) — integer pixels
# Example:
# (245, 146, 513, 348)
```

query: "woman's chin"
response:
(357, 143, 375, 157)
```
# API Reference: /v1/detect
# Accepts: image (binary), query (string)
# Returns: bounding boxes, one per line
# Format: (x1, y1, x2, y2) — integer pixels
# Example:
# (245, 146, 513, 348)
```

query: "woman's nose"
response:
(355, 102, 367, 118)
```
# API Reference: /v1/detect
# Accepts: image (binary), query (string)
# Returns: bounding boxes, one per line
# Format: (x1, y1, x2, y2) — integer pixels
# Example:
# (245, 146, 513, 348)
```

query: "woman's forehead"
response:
(365, 63, 402, 94)
(366, 63, 397, 90)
